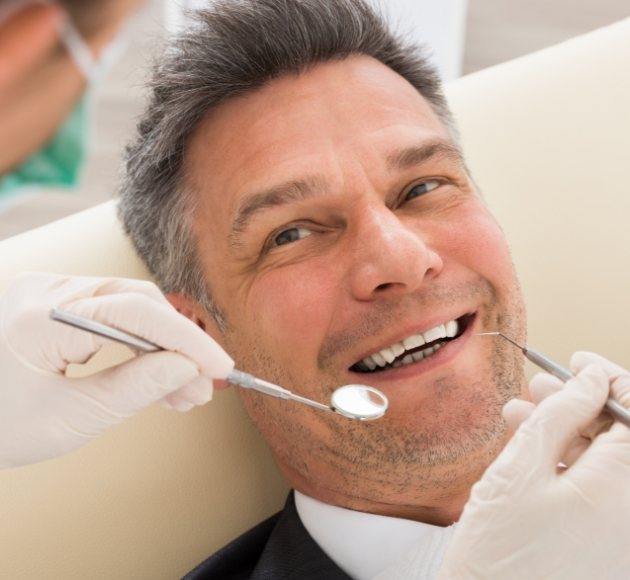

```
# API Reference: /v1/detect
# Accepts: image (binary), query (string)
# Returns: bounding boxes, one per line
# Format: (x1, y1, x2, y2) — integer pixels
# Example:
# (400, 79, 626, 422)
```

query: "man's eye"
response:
(405, 179, 441, 201)
(272, 226, 312, 247)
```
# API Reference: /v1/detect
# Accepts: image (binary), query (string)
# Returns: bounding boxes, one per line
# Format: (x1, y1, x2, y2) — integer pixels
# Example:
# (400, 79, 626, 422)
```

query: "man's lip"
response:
(346, 310, 475, 370)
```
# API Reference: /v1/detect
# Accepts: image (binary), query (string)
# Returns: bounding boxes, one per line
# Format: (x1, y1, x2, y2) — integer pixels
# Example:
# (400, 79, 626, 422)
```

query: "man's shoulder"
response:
(183, 492, 351, 580)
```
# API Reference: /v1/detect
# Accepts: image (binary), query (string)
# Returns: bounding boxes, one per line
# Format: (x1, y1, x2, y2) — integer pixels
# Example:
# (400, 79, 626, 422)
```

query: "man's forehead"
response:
(184, 55, 450, 215)
(187, 56, 443, 150)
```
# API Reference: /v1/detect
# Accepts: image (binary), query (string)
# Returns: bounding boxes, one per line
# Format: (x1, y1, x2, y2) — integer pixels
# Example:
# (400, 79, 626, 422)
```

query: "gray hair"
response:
(117, 0, 457, 327)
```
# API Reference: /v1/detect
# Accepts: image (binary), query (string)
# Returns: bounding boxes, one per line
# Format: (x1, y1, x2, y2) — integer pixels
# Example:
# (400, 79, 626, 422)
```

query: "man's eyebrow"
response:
(229, 175, 327, 246)
(386, 140, 464, 172)
(228, 141, 463, 247)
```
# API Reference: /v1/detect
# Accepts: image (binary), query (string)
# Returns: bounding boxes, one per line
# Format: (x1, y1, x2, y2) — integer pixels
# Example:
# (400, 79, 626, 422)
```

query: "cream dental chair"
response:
(1, 17, 629, 579)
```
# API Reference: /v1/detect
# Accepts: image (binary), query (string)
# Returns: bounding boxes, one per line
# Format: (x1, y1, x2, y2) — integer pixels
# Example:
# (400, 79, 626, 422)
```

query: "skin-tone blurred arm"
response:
(0, 41, 86, 174)
(0, 0, 146, 175)
(0, 1, 64, 91)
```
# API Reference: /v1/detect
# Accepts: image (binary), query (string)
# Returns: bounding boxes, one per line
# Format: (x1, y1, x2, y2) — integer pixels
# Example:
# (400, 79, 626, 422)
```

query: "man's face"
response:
(184, 56, 527, 522)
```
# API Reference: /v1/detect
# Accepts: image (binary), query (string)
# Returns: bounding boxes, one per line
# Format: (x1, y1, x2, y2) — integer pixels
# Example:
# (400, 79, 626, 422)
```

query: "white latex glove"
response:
(435, 356, 630, 580)
(504, 352, 628, 465)
(0, 272, 234, 469)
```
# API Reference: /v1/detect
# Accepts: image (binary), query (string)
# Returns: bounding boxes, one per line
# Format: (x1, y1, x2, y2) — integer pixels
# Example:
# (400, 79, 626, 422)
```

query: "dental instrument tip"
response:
(476, 331, 526, 352)
(478, 332, 630, 427)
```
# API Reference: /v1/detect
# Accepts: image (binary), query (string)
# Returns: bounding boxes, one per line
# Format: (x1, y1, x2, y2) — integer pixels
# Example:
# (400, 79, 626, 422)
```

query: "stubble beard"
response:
(220, 275, 527, 503)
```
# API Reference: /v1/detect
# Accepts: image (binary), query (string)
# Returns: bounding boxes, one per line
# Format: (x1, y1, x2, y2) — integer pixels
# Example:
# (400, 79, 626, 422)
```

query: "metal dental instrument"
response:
(49, 308, 388, 421)
(479, 332, 630, 428)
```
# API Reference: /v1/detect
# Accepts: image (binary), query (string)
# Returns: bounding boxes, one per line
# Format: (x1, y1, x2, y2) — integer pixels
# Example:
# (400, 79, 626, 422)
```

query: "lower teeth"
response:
(357, 341, 445, 373)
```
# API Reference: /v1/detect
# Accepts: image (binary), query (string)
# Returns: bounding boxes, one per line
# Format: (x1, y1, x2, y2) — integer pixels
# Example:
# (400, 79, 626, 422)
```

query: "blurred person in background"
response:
(0, 0, 146, 195)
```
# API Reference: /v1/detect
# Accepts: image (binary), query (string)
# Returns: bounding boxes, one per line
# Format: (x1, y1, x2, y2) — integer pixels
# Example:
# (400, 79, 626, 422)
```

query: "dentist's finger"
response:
(502, 398, 535, 430)
(529, 372, 564, 404)
(570, 351, 628, 378)
(66, 293, 234, 379)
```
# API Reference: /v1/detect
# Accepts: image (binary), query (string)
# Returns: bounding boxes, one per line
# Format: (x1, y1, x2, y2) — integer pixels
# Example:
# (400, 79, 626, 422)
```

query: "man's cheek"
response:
(250, 269, 334, 356)
(459, 215, 513, 274)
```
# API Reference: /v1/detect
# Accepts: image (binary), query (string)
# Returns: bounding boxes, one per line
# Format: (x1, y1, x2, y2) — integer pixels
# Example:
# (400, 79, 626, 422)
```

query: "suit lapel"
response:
(250, 492, 352, 580)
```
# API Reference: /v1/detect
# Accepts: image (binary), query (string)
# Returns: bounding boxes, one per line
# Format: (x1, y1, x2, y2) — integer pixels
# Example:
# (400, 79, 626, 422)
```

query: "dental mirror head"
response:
(330, 384, 388, 420)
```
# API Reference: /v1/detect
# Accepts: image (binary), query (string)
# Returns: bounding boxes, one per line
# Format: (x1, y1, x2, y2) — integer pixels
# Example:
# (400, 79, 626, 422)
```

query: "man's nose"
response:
(348, 207, 444, 301)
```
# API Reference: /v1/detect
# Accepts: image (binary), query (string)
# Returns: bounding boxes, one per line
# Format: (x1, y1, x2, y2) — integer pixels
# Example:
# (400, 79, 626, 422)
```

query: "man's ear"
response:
(166, 292, 224, 344)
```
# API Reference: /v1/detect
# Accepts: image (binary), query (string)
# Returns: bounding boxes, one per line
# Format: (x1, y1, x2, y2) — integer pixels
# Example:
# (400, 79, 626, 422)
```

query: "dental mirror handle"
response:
(226, 369, 333, 413)
(525, 347, 630, 428)
(50, 307, 161, 352)
(49, 308, 335, 413)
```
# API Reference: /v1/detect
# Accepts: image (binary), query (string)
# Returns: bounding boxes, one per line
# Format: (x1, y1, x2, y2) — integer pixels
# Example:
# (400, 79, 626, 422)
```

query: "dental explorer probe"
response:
(479, 332, 630, 428)
(49, 308, 388, 421)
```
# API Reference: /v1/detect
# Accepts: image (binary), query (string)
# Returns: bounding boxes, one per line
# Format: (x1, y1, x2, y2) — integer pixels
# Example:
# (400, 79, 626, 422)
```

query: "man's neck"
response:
(279, 462, 474, 526)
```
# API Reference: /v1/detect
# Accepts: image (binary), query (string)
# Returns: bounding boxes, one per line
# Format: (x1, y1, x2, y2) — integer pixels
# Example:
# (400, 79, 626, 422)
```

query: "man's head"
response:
(119, 0, 527, 525)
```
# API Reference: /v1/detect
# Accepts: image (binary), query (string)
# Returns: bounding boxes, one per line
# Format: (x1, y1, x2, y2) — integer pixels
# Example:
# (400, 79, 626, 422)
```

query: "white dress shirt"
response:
(295, 491, 456, 580)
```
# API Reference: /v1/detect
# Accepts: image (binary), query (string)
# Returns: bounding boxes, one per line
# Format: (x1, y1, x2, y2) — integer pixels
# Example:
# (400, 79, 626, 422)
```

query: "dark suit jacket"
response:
(183, 492, 352, 579)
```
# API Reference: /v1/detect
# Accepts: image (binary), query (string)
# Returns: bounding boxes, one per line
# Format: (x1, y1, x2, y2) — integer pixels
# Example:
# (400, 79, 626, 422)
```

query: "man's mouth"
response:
(349, 314, 472, 374)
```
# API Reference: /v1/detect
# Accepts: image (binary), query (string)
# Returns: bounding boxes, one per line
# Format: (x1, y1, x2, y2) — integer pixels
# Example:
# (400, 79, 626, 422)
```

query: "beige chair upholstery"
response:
(448, 16, 630, 368)
(1, 17, 629, 579)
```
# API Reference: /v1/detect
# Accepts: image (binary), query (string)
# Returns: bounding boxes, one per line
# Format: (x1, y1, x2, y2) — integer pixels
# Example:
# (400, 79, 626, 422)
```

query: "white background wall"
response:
(371, 0, 468, 81)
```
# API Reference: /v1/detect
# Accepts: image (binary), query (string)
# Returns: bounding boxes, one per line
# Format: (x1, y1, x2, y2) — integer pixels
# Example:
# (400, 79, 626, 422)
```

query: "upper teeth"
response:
(357, 319, 459, 371)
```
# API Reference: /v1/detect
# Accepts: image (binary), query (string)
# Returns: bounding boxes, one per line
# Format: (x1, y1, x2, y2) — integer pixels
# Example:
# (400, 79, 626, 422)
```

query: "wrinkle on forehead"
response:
(185, 54, 448, 189)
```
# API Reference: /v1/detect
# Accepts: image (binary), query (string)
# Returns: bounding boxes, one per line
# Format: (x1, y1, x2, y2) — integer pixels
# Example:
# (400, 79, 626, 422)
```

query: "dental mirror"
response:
(50, 308, 388, 421)
(331, 384, 388, 420)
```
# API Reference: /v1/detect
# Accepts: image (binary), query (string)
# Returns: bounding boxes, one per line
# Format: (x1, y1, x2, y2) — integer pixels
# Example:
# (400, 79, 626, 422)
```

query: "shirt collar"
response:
(294, 490, 456, 579)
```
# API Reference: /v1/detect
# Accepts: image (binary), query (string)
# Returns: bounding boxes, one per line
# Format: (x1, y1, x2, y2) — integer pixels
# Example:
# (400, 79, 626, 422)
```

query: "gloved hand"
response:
(504, 351, 629, 466)
(435, 354, 630, 580)
(0, 272, 234, 469)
